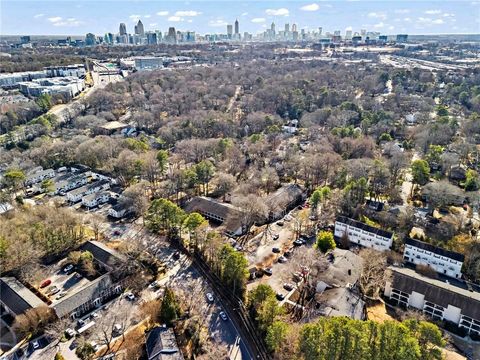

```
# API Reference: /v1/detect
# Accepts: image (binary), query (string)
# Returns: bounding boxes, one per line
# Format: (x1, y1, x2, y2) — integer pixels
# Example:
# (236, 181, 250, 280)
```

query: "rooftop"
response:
(100, 121, 129, 130)
(316, 287, 365, 320)
(389, 266, 480, 319)
(0, 277, 44, 315)
(146, 326, 184, 360)
(336, 216, 393, 239)
(405, 238, 465, 262)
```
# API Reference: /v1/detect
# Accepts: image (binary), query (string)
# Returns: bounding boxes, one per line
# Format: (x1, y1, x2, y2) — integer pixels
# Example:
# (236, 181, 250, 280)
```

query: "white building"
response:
(385, 267, 480, 336)
(133, 57, 164, 71)
(25, 168, 55, 186)
(82, 191, 110, 208)
(50, 174, 88, 194)
(334, 216, 393, 251)
(18, 77, 85, 99)
(108, 203, 129, 218)
(67, 180, 110, 203)
(403, 238, 464, 279)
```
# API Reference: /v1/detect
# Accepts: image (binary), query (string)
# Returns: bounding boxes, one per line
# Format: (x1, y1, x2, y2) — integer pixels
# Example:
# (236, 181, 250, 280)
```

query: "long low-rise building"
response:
(403, 238, 464, 279)
(19, 77, 85, 98)
(334, 216, 393, 251)
(82, 191, 110, 208)
(385, 267, 480, 336)
(67, 180, 110, 203)
(25, 168, 55, 186)
(0, 277, 45, 316)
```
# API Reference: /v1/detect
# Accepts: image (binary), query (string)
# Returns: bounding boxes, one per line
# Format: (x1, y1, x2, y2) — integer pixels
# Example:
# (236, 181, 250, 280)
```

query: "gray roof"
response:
(0, 277, 45, 315)
(52, 274, 113, 318)
(316, 287, 365, 320)
(26, 168, 54, 181)
(146, 326, 184, 360)
(265, 184, 304, 213)
(316, 248, 363, 287)
(80, 241, 126, 269)
(83, 191, 109, 202)
(69, 180, 109, 196)
(389, 267, 480, 320)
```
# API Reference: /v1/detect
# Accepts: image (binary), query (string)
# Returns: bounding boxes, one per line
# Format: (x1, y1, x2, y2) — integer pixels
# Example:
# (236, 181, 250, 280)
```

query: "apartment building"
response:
(403, 238, 464, 278)
(334, 216, 393, 251)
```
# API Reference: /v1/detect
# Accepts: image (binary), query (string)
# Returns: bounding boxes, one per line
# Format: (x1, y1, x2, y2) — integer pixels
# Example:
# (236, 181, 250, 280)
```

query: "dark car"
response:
(293, 239, 303, 246)
(172, 251, 181, 260)
(272, 234, 279, 240)
(276, 293, 285, 301)
(272, 247, 281, 253)
(283, 283, 294, 291)
(264, 268, 273, 276)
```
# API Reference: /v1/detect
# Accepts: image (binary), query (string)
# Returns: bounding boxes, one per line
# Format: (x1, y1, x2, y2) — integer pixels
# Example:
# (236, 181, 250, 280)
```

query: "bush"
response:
(316, 231, 336, 253)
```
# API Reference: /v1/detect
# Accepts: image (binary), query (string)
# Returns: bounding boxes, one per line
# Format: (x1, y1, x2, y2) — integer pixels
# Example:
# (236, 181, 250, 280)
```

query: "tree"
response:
(156, 150, 169, 177)
(75, 341, 95, 360)
(266, 321, 289, 352)
(465, 169, 479, 191)
(358, 248, 387, 298)
(160, 287, 180, 326)
(146, 198, 186, 238)
(411, 159, 430, 196)
(13, 306, 56, 338)
(41, 178, 55, 193)
(214, 172, 236, 201)
(315, 231, 336, 253)
(183, 212, 207, 248)
(36, 93, 52, 112)
(436, 104, 449, 117)
(194, 160, 215, 195)
(404, 320, 445, 360)
(2, 169, 25, 196)
(218, 244, 249, 299)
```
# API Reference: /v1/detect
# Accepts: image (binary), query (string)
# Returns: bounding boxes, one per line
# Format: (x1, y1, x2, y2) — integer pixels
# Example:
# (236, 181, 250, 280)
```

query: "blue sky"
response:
(1, 1, 479, 36)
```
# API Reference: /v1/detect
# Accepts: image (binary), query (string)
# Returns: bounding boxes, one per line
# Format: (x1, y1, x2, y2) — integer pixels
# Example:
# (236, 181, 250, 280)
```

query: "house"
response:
(385, 267, 480, 336)
(98, 121, 129, 135)
(145, 326, 184, 360)
(0, 202, 14, 215)
(82, 191, 110, 208)
(334, 216, 393, 251)
(403, 238, 464, 278)
(265, 184, 304, 221)
(0, 277, 44, 316)
(66, 180, 110, 203)
(108, 203, 129, 219)
(366, 199, 384, 212)
(25, 168, 55, 186)
(183, 196, 245, 237)
(313, 249, 365, 320)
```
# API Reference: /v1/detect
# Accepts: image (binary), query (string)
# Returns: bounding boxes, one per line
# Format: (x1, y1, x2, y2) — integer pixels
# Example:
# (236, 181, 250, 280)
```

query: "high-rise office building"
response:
(20, 36, 31, 44)
(271, 22, 276, 33)
(135, 20, 145, 36)
(146, 32, 157, 45)
(345, 30, 352, 40)
(119, 23, 127, 36)
(235, 19, 239, 35)
(292, 23, 297, 32)
(85, 33, 96, 46)
(227, 24, 233, 39)
(318, 27, 323, 36)
(166, 27, 177, 44)
(285, 23, 290, 32)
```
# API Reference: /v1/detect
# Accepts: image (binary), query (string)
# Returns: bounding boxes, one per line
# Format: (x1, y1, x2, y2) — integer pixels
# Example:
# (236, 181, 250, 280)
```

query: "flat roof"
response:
(100, 121, 128, 130)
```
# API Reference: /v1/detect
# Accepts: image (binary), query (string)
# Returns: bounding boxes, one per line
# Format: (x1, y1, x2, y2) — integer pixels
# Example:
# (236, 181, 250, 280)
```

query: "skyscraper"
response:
(119, 23, 127, 36)
(85, 33, 96, 46)
(166, 27, 177, 44)
(235, 19, 239, 35)
(271, 22, 276, 33)
(285, 23, 290, 32)
(292, 23, 297, 32)
(135, 20, 145, 36)
(227, 24, 233, 39)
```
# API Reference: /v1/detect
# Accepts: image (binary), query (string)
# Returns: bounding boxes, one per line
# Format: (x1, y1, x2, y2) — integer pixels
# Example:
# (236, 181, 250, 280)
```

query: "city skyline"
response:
(1, 0, 479, 36)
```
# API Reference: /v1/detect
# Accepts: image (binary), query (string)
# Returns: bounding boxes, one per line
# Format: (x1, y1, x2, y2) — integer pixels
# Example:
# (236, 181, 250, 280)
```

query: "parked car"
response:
(90, 312, 100, 319)
(276, 293, 285, 301)
(264, 268, 273, 276)
(125, 292, 135, 301)
(276, 221, 284, 226)
(40, 279, 51, 288)
(63, 264, 74, 273)
(219, 311, 228, 321)
(69, 340, 78, 350)
(293, 239, 303, 246)
(48, 286, 60, 296)
(32, 340, 40, 350)
(65, 328, 76, 339)
(172, 251, 181, 260)
(55, 291, 67, 300)
(272, 247, 281, 253)
(283, 283, 294, 291)
(206, 293, 214, 303)
(284, 250, 292, 258)
(77, 319, 86, 327)
(284, 215, 292, 221)
(278, 256, 287, 263)
(272, 233, 279, 240)
(148, 281, 160, 289)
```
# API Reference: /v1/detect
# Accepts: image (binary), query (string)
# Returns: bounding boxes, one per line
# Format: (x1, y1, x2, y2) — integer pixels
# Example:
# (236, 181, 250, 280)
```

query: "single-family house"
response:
(108, 203, 129, 219)
(145, 326, 184, 360)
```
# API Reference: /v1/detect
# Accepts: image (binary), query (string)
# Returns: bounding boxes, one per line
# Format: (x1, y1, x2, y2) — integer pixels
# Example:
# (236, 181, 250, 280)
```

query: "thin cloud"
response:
(48, 16, 62, 23)
(156, 11, 169, 16)
(425, 10, 442, 15)
(175, 10, 202, 17)
(300, 3, 320, 12)
(373, 22, 385, 29)
(368, 12, 387, 20)
(48, 17, 83, 27)
(168, 16, 184, 22)
(394, 9, 410, 14)
(34, 14, 44, 18)
(265, 8, 289, 16)
(129, 14, 142, 22)
(208, 19, 228, 27)
(251, 17, 266, 23)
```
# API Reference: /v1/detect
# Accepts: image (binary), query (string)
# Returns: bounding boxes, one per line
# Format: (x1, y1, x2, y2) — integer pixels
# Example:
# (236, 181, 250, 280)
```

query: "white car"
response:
(32, 340, 40, 350)
(125, 292, 135, 301)
(278, 256, 287, 263)
(149, 281, 160, 289)
(206, 293, 214, 303)
(63, 264, 74, 273)
(219, 311, 228, 321)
